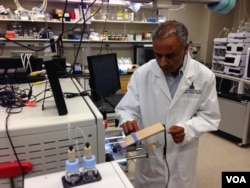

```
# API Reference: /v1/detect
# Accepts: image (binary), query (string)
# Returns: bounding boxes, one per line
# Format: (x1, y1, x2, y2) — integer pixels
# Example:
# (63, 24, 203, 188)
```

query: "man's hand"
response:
(121, 120, 139, 135)
(168, 125, 185, 143)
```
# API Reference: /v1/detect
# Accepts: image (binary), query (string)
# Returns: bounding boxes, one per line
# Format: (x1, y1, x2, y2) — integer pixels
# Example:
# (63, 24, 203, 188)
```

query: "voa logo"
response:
(226, 176, 246, 184)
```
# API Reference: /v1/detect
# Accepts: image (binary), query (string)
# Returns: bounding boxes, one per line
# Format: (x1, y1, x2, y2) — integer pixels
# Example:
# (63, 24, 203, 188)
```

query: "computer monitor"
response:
(87, 53, 121, 101)
(134, 45, 155, 66)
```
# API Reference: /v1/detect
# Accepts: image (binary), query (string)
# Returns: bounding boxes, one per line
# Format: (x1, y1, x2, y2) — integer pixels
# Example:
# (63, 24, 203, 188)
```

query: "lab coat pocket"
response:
(178, 94, 200, 118)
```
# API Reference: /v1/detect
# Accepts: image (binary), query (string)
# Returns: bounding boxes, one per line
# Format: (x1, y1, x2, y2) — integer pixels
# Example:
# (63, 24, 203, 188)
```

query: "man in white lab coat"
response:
(115, 20, 220, 188)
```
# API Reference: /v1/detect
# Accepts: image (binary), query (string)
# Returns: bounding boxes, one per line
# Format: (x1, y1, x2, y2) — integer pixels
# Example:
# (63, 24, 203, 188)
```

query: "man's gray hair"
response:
(152, 20, 188, 47)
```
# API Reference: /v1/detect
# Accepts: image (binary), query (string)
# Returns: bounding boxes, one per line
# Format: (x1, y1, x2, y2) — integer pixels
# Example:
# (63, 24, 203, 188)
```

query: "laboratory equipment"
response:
(223, 32, 250, 77)
(105, 127, 126, 161)
(134, 45, 155, 66)
(62, 143, 102, 188)
(63, 146, 82, 186)
(0, 78, 105, 188)
(211, 38, 227, 73)
(25, 161, 134, 188)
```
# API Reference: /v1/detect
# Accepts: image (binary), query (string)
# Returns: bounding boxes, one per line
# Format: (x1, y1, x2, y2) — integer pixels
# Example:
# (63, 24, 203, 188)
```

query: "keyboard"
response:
(94, 93, 124, 113)
(94, 100, 115, 113)
(106, 93, 124, 108)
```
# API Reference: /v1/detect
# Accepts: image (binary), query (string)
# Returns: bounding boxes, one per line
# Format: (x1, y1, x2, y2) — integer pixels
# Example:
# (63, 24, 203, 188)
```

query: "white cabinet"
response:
(218, 98, 250, 146)
(214, 73, 250, 146)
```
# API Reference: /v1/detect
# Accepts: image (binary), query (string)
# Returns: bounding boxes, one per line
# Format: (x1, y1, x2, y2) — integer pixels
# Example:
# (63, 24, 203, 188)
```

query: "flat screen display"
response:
(87, 53, 121, 101)
(134, 45, 155, 66)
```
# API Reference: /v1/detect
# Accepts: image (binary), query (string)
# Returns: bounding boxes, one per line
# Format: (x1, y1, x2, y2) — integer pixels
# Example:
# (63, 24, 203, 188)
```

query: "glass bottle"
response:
(116, 6, 124, 21)
(124, 8, 129, 20)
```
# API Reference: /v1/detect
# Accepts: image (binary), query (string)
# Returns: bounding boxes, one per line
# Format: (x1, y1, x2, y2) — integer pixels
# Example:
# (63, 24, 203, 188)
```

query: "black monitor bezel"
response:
(134, 45, 155, 66)
(87, 53, 121, 101)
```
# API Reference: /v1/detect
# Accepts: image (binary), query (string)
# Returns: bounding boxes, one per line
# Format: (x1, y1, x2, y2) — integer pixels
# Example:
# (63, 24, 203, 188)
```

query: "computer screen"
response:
(87, 53, 121, 101)
(134, 45, 155, 66)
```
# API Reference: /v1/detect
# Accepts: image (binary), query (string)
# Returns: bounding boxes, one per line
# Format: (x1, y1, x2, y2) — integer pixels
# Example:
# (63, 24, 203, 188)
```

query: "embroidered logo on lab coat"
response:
(184, 82, 202, 95)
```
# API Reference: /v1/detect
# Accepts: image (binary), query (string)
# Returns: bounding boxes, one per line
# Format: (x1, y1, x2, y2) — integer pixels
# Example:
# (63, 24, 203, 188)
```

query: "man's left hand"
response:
(168, 125, 185, 143)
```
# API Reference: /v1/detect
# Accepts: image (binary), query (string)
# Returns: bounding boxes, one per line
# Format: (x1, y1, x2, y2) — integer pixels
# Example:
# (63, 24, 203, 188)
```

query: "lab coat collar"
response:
(153, 53, 194, 106)
(171, 53, 194, 107)
(153, 62, 172, 100)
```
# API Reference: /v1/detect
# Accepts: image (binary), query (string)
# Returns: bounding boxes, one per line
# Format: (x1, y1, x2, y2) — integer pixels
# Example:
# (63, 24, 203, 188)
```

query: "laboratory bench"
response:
(24, 161, 134, 188)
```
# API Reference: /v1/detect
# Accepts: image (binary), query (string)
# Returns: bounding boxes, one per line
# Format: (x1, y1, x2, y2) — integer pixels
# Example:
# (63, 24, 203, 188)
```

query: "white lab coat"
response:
(115, 54, 220, 188)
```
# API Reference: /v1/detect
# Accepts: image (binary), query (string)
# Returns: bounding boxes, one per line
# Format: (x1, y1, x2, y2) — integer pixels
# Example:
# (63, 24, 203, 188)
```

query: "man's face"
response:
(153, 34, 188, 76)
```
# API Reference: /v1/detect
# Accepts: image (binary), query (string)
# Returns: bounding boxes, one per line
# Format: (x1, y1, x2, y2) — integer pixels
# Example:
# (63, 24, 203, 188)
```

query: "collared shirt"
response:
(166, 55, 187, 98)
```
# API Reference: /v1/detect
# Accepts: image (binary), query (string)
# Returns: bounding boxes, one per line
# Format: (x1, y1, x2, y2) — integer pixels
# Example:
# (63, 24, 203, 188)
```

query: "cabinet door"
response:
(119, 75, 130, 94)
(218, 98, 246, 139)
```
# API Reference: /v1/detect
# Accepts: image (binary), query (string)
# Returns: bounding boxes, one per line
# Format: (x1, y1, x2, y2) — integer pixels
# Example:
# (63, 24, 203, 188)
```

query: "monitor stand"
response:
(44, 56, 68, 116)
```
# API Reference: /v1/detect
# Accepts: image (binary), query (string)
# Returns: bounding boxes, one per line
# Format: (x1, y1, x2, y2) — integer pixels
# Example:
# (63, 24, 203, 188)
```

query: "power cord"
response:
(64, 91, 89, 98)
(162, 124, 170, 188)
(5, 107, 25, 188)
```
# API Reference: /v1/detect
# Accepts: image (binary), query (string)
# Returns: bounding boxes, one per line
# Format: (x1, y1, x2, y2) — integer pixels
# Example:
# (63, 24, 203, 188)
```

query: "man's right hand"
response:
(121, 120, 139, 135)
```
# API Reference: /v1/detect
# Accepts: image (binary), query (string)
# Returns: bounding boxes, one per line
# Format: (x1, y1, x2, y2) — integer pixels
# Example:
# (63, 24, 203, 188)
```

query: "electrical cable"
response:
(51, 0, 69, 58)
(41, 77, 48, 111)
(0, 0, 103, 66)
(5, 106, 25, 188)
(0, 82, 36, 188)
(31, 88, 50, 103)
(0, 79, 25, 108)
(162, 124, 170, 188)
(72, 0, 89, 65)
(66, 0, 103, 65)
(2, 36, 58, 53)
(63, 82, 106, 113)
(64, 91, 89, 98)
(0, 0, 97, 56)
(0, 2, 101, 187)
(98, 1, 109, 55)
